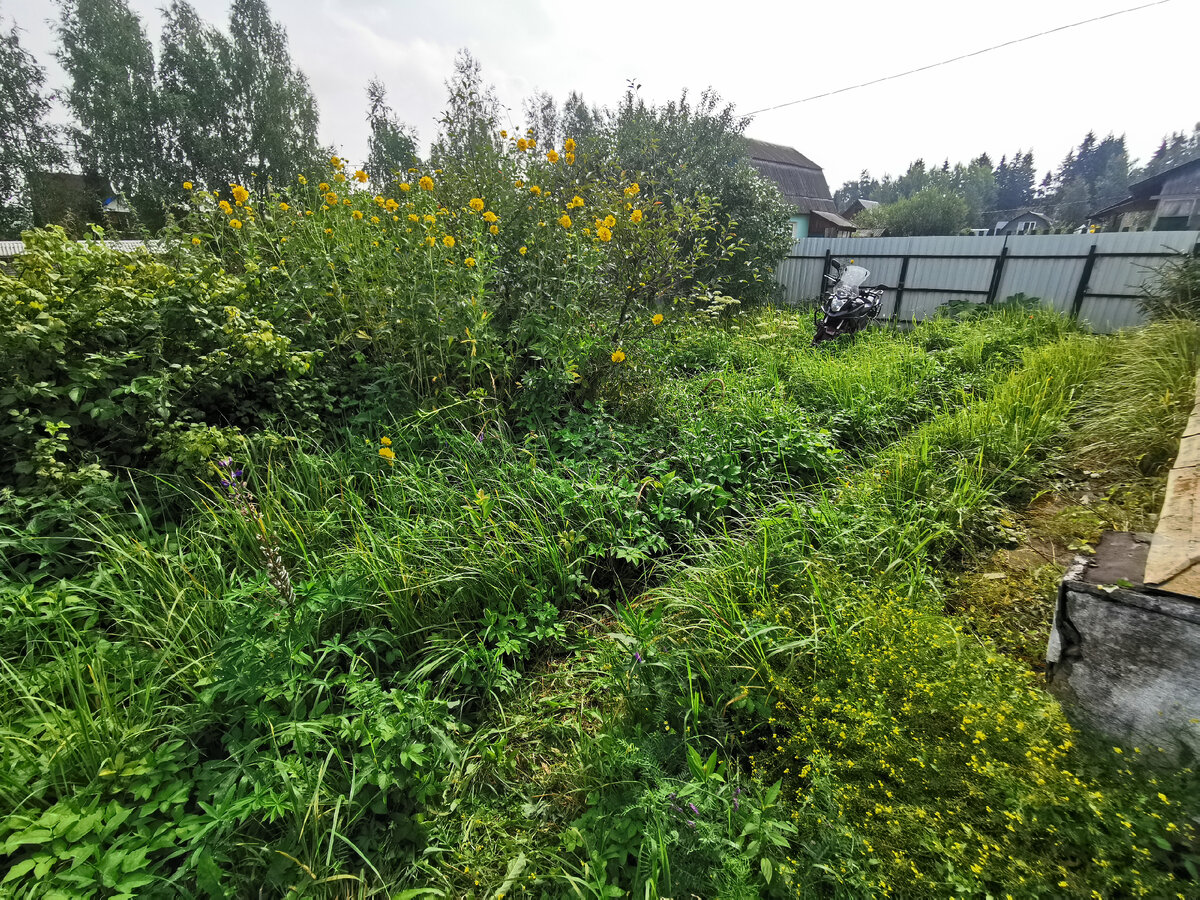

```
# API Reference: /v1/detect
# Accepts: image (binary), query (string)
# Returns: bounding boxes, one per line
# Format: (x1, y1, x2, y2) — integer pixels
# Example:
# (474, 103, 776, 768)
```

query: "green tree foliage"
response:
(994, 150, 1037, 214)
(1140, 122, 1200, 177)
(159, 0, 236, 192)
(432, 48, 500, 163)
(857, 187, 970, 236)
(1044, 131, 1130, 227)
(0, 18, 65, 238)
(363, 78, 417, 190)
(523, 88, 559, 149)
(223, 0, 321, 189)
(56, 0, 163, 222)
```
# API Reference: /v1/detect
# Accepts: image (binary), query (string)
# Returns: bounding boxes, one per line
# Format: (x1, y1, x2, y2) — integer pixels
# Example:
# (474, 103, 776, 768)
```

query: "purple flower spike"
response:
(688, 802, 699, 815)
(233, 469, 244, 478)
(634, 652, 643, 663)
(220, 479, 230, 487)
(687, 820, 696, 829)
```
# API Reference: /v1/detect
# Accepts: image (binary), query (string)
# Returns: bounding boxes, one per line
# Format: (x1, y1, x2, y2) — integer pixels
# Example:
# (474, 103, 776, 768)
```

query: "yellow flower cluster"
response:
(558, 214, 572, 229)
(546, 149, 559, 163)
(469, 197, 485, 212)
(652, 313, 664, 325)
(569, 195, 585, 208)
(596, 226, 612, 242)
(419, 176, 434, 191)
(624, 183, 640, 197)
(231, 184, 250, 205)
(630, 208, 643, 223)
(354, 170, 368, 183)
(610, 350, 626, 363)
(483, 211, 498, 223)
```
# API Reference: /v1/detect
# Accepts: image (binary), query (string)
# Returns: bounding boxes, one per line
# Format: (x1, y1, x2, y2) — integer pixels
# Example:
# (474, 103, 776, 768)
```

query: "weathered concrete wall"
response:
(1047, 547, 1200, 759)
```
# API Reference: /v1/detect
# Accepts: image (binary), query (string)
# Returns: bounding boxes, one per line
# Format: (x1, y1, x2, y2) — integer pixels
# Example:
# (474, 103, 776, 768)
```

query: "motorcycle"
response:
(811, 258, 885, 346)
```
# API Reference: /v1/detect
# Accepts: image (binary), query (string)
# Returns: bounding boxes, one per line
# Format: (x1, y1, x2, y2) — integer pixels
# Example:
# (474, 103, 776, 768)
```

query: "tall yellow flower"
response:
(464, 257, 476, 267)
(325, 191, 338, 204)
(564, 152, 575, 165)
(278, 202, 289, 211)
(379, 446, 395, 464)
(385, 198, 399, 211)
(489, 224, 499, 235)
(563, 137, 576, 152)
(516, 138, 528, 152)
(408, 214, 420, 222)
(191, 236, 201, 245)
(518, 245, 527, 255)
(330, 155, 342, 167)
(596, 225, 612, 242)
(652, 313, 664, 325)
(558, 214, 572, 229)
(425, 235, 436, 247)
(380, 436, 392, 446)
(318, 182, 330, 192)
(603, 214, 616, 228)
(546, 149, 559, 163)
(354, 169, 368, 183)
(229, 219, 243, 229)
(442, 235, 455, 248)
(611, 350, 626, 363)
(570, 195, 584, 208)
(399, 182, 411, 192)
(182, 181, 193, 190)
(352, 210, 363, 220)
(334, 172, 346, 183)
(218, 200, 233, 215)
(530, 185, 542, 196)
(624, 183, 640, 197)
(483, 210, 498, 223)
(419, 176, 434, 191)
(469, 197, 485, 212)
(231, 184, 249, 204)
(630, 208, 643, 223)
(298, 175, 307, 185)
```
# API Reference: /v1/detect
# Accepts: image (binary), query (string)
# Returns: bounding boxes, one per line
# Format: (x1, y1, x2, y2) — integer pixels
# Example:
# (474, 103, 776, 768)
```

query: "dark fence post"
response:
(892, 255, 910, 324)
(985, 245, 1009, 304)
(820, 249, 832, 295)
(1070, 244, 1099, 319)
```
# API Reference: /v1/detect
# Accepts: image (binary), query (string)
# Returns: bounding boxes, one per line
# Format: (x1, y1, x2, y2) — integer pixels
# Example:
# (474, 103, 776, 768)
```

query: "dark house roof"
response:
(1091, 156, 1200, 219)
(842, 197, 879, 217)
(745, 137, 841, 218)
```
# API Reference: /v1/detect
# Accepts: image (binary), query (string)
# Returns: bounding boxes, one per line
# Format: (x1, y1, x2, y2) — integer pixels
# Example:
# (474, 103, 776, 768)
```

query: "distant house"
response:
(29, 172, 133, 236)
(842, 198, 879, 218)
(1091, 157, 1200, 232)
(991, 210, 1052, 235)
(745, 138, 855, 240)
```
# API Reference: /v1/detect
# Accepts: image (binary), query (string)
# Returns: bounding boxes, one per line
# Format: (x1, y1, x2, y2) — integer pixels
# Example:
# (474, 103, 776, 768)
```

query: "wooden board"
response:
(1145, 373, 1200, 596)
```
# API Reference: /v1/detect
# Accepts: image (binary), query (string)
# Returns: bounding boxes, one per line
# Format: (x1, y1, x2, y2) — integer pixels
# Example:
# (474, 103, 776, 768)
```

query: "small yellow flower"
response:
(529, 185, 541, 196)
(596, 225, 612, 242)
(489, 224, 499, 235)
(442, 235, 455, 248)
(611, 350, 626, 363)
(624, 183, 640, 196)
(380, 436, 392, 446)
(558, 214, 572, 229)
(385, 198, 399, 211)
(518, 245, 527, 255)
(464, 257, 476, 267)
(229, 219, 242, 229)
(378, 446, 395, 463)
(191, 236, 201, 245)
(231, 184, 249, 204)
(218, 200, 232, 215)
(352, 210, 363, 220)
(325, 191, 338, 204)
(469, 197, 485, 212)
(425, 235, 436, 247)
(278, 202, 289, 211)
(298, 175, 307, 185)
(370, 215, 379, 224)
(419, 176, 434, 191)
(564, 152, 575, 165)
(630, 208, 643, 223)
(408, 214, 420, 222)
(325, 228, 333, 234)
(500, 129, 508, 138)
(423, 214, 436, 224)
(546, 149, 559, 163)
(305, 210, 312, 216)
(516, 138, 528, 151)
(652, 313, 664, 325)
(330, 155, 342, 167)
(570, 195, 584, 208)
(528, 138, 536, 149)
(603, 214, 616, 228)
(399, 183, 412, 192)
(564, 137, 576, 152)
(318, 182, 330, 192)
(182, 181, 193, 190)
(482, 210, 498, 223)
(354, 169, 368, 183)
(334, 172, 346, 182)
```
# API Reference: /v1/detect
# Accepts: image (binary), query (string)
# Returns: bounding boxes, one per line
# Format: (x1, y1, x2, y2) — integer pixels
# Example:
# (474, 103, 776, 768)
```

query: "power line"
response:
(746, 0, 1173, 116)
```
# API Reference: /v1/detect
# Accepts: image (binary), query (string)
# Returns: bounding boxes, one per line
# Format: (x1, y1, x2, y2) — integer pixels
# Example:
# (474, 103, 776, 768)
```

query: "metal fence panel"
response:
(779, 231, 1200, 332)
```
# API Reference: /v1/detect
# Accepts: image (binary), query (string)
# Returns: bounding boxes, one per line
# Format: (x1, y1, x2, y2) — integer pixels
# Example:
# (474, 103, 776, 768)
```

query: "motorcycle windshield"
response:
(835, 265, 870, 292)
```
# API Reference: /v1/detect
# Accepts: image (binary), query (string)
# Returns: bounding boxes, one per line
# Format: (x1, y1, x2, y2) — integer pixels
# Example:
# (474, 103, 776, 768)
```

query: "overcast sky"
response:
(7, 0, 1198, 190)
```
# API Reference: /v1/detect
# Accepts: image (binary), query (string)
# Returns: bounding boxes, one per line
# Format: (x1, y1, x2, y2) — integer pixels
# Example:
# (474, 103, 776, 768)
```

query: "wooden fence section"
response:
(776, 231, 1200, 332)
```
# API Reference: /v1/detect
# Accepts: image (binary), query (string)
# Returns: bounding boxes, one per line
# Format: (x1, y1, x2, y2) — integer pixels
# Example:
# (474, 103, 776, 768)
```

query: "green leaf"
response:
(2, 858, 36, 883)
(761, 857, 773, 884)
